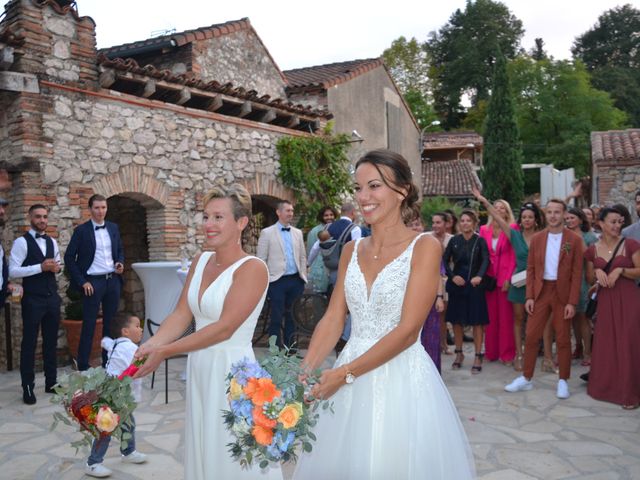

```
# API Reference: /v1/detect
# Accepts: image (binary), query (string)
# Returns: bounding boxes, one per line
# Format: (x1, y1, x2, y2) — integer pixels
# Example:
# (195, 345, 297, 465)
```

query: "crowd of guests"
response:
(303, 188, 640, 410)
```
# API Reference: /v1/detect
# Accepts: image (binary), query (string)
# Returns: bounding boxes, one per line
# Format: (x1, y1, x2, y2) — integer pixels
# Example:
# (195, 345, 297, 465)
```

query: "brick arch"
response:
(92, 165, 170, 208)
(240, 173, 293, 202)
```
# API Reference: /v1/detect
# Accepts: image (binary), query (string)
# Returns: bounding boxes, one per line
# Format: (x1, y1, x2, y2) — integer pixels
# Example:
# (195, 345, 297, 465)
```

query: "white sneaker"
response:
(557, 379, 570, 399)
(505, 375, 533, 393)
(122, 450, 147, 464)
(85, 463, 112, 478)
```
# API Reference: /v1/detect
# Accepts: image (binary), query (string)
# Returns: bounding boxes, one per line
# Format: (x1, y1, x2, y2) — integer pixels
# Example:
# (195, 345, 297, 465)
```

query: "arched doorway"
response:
(106, 193, 161, 320)
(246, 195, 280, 254)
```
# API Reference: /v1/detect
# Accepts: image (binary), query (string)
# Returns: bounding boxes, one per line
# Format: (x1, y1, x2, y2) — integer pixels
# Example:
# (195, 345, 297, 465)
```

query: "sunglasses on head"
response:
(520, 203, 535, 211)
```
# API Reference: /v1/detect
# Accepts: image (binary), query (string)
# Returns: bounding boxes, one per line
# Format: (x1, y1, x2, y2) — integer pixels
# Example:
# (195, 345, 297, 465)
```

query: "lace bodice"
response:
(344, 234, 425, 344)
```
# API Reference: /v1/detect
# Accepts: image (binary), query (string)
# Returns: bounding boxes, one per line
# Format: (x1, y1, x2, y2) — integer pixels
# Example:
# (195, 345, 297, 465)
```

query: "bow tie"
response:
(281, 227, 290, 232)
(95, 225, 106, 230)
(35, 233, 47, 239)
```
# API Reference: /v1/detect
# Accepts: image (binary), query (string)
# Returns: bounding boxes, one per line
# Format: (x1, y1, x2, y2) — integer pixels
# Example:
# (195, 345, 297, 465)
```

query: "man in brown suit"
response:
(505, 199, 584, 399)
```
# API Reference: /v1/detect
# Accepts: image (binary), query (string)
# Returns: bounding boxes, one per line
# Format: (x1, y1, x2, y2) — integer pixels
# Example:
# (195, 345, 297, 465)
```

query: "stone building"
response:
(421, 131, 483, 167)
(0, 0, 329, 369)
(284, 58, 421, 177)
(591, 129, 640, 217)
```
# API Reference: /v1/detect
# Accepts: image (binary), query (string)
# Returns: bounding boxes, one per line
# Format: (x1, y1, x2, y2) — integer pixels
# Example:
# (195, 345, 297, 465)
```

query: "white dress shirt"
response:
(0, 244, 4, 289)
(543, 232, 563, 280)
(9, 229, 61, 279)
(101, 336, 142, 402)
(87, 220, 115, 275)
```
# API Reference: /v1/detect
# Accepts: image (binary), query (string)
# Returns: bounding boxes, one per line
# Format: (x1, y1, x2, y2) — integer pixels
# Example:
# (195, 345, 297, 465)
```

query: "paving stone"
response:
(144, 433, 181, 453)
(552, 441, 623, 456)
(494, 448, 577, 479)
(478, 469, 538, 480)
(493, 425, 557, 442)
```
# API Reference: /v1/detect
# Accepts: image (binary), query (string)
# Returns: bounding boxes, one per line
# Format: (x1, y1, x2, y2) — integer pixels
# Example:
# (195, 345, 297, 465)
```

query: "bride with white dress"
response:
(294, 150, 476, 479)
(135, 184, 282, 480)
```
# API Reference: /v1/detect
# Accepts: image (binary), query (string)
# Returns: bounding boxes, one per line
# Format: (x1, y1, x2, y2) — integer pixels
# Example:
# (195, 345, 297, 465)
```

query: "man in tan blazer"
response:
(257, 200, 307, 348)
(506, 198, 584, 399)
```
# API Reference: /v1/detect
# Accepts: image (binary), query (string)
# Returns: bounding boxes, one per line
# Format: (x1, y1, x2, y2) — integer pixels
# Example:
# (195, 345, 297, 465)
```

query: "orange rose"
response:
(278, 402, 303, 429)
(243, 378, 281, 406)
(253, 405, 277, 429)
(252, 424, 274, 446)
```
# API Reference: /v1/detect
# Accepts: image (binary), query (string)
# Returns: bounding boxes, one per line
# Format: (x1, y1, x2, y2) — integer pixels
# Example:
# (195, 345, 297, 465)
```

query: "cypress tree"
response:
(481, 47, 524, 206)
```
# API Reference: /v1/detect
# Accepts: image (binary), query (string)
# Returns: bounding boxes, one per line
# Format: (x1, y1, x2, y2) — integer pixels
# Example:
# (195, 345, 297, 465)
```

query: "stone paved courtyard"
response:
(0, 344, 638, 479)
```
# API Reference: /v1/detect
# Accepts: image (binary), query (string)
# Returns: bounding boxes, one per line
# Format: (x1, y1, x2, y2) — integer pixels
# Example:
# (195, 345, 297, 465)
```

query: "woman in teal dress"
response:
(306, 206, 337, 293)
(565, 207, 598, 365)
(473, 188, 544, 371)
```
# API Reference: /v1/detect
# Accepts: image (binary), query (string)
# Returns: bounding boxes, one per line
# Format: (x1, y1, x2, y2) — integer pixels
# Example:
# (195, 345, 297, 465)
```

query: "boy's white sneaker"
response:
(505, 375, 533, 392)
(85, 462, 112, 478)
(122, 450, 147, 464)
(557, 379, 570, 399)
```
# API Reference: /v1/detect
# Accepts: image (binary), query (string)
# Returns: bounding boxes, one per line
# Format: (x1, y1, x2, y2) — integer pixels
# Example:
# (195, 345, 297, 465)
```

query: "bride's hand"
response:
(132, 344, 166, 379)
(310, 367, 345, 400)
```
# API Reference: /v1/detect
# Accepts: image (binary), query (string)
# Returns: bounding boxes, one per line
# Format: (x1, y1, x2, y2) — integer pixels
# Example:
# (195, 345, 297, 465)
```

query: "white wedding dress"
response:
(294, 235, 476, 479)
(184, 252, 283, 480)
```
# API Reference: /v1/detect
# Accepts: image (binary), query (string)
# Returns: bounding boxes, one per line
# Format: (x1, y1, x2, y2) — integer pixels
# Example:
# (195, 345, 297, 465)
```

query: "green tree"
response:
(572, 4, 640, 126)
(480, 48, 524, 206)
(382, 36, 438, 128)
(276, 124, 353, 228)
(426, 0, 524, 129)
(508, 57, 628, 176)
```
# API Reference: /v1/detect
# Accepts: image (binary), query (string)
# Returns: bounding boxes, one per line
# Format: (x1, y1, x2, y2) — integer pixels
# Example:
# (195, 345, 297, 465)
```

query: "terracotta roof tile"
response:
(422, 159, 481, 197)
(283, 58, 384, 91)
(98, 18, 252, 56)
(591, 129, 640, 164)
(97, 54, 329, 118)
(423, 132, 483, 150)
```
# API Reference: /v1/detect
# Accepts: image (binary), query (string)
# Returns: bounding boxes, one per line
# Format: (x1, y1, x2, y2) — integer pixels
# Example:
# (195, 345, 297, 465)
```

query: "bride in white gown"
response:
(135, 184, 282, 480)
(294, 150, 476, 479)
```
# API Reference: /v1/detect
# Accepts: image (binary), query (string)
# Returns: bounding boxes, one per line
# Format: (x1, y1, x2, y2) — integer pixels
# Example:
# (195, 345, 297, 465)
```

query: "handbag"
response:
(511, 270, 526, 288)
(585, 238, 624, 318)
(480, 274, 497, 291)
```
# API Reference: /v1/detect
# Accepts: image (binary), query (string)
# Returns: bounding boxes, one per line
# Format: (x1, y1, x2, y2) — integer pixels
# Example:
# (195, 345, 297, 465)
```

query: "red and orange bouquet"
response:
(51, 367, 138, 451)
(223, 337, 331, 469)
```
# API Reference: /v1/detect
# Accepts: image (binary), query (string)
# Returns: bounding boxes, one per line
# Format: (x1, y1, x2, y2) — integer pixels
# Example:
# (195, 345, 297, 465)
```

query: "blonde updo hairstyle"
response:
(355, 149, 419, 224)
(203, 183, 252, 244)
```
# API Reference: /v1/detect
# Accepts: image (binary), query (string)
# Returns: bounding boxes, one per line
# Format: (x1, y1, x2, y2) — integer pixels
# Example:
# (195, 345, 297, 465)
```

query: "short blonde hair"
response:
(487, 199, 516, 227)
(203, 183, 252, 220)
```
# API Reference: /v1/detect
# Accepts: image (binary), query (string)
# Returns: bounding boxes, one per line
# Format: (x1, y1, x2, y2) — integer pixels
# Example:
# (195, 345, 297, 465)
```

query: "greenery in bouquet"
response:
(223, 336, 332, 469)
(50, 367, 138, 452)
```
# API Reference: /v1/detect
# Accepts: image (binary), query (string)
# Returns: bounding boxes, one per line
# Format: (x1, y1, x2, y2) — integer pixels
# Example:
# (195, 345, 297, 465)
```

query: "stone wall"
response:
(595, 163, 640, 216)
(192, 30, 287, 100)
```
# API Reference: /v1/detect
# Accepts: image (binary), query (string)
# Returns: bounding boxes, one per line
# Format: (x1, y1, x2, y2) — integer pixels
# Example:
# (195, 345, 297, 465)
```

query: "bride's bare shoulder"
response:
(413, 234, 442, 260)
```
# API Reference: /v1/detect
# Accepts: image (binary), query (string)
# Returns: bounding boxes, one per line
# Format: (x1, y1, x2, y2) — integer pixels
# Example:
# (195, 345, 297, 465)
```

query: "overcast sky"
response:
(76, 0, 638, 70)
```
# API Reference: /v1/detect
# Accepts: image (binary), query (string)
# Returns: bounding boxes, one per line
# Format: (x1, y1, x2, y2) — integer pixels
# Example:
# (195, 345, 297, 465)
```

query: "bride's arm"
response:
(302, 242, 353, 371)
(311, 235, 440, 400)
(136, 254, 202, 352)
(134, 258, 269, 377)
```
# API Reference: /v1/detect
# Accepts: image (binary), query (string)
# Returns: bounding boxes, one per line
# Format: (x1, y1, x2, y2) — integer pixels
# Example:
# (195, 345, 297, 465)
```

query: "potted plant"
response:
(60, 267, 103, 367)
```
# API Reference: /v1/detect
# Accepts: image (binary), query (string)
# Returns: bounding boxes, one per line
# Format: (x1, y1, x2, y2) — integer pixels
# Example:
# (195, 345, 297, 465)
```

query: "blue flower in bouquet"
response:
(230, 358, 270, 386)
(276, 431, 295, 453)
(230, 399, 254, 424)
(266, 441, 284, 460)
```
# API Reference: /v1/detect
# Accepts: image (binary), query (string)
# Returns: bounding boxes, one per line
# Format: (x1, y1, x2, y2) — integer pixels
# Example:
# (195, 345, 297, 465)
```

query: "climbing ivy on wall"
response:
(276, 124, 353, 228)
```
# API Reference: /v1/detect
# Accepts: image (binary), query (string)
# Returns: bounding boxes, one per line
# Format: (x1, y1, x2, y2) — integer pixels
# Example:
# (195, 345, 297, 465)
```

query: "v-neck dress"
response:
(293, 235, 475, 479)
(184, 252, 282, 480)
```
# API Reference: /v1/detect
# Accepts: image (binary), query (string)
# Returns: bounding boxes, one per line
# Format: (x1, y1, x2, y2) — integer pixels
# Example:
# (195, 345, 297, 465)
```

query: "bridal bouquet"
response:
(50, 367, 138, 451)
(223, 337, 331, 468)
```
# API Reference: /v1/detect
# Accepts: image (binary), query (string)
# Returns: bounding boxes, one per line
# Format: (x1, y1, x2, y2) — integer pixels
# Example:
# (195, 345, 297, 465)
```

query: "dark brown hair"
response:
(89, 194, 107, 207)
(355, 149, 419, 222)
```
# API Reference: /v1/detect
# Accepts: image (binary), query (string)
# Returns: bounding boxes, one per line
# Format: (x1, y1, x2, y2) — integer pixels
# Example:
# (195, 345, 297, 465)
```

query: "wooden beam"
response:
(238, 101, 252, 118)
(286, 115, 300, 129)
(259, 109, 276, 123)
(205, 95, 223, 112)
(176, 87, 191, 105)
(99, 69, 116, 88)
(142, 79, 156, 98)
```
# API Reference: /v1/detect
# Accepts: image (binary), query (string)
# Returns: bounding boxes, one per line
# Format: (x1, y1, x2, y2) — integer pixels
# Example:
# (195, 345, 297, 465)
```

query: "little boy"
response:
(85, 312, 147, 478)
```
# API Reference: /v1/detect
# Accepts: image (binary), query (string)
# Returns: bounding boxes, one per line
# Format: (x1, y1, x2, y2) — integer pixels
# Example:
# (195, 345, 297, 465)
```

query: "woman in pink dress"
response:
(584, 207, 640, 410)
(479, 199, 517, 364)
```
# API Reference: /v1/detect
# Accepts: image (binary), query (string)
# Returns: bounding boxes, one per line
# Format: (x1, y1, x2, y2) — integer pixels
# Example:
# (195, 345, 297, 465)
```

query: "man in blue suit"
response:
(64, 194, 124, 370)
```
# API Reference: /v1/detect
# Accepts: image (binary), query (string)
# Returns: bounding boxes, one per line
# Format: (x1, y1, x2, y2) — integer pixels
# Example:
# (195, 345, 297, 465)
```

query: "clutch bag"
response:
(511, 270, 526, 288)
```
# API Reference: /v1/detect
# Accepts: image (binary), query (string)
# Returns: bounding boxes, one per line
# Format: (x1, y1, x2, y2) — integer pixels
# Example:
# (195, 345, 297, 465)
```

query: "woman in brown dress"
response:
(584, 207, 640, 409)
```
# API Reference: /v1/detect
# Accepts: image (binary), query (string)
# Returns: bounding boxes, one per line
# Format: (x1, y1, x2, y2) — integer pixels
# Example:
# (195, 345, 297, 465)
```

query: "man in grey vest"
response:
(9, 204, 61, 405)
